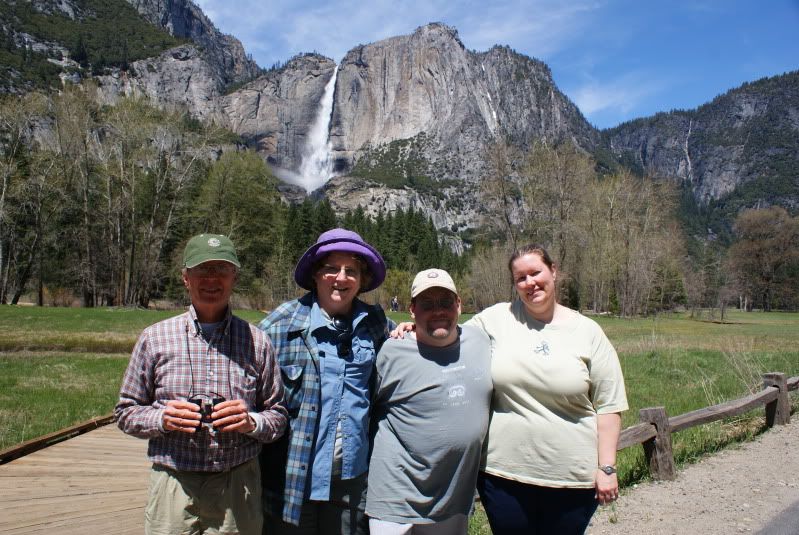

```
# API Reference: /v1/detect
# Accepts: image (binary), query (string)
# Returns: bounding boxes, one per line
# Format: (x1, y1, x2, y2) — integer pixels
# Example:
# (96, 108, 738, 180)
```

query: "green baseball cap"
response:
(183, 234, 240, 268)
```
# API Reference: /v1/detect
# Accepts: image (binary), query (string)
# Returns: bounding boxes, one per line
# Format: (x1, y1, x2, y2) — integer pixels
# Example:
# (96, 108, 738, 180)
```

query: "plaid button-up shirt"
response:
(258, 292, 393, 525)
(115, 305, 287, 472)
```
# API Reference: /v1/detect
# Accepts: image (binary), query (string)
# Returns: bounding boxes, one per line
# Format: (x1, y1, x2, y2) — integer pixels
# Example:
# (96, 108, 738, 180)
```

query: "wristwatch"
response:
(598, 465, 617, 475)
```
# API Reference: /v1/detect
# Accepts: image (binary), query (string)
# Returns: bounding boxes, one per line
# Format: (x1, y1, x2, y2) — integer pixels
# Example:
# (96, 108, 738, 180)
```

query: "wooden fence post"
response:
(763, 373, 790, 426)
(639, 406, 676, 480)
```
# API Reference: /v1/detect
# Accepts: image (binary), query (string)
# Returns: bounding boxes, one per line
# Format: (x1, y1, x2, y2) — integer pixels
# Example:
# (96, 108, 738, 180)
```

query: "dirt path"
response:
(588, 418, 799, 534)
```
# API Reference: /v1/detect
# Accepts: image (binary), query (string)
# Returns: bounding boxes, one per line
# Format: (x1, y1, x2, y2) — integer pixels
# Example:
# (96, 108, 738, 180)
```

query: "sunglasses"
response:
(416, 296, 457, 312)
(331, 315, 352, 357)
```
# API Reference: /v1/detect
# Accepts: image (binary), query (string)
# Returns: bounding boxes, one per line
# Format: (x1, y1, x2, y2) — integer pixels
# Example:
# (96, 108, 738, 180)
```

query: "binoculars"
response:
(188, 396, 226, 425)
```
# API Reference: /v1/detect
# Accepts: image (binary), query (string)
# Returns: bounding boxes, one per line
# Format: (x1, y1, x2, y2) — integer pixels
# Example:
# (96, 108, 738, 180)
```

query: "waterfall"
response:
(298, 66, 338, 192)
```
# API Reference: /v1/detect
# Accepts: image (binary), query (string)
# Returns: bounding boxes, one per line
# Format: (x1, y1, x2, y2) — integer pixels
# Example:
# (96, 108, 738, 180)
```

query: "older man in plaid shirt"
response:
(115, 234, 287, 535)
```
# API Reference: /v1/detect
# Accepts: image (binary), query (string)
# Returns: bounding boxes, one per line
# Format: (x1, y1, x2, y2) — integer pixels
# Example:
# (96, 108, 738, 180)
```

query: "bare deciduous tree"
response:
(728, 206, 799, 311)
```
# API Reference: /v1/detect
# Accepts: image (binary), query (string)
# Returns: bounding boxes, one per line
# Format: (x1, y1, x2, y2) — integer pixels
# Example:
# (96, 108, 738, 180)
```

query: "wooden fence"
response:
(0, 414, 114, 464)
(618, 372, 798, 480)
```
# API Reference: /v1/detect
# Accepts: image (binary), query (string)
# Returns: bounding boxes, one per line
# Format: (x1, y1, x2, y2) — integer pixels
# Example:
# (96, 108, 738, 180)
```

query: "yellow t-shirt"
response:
(467, 301, 628, 488)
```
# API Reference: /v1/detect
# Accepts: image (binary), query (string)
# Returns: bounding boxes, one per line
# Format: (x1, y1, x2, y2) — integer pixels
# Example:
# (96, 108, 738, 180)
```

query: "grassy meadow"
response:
(594, 310, 799, 484)
(1, 305, 797, 484)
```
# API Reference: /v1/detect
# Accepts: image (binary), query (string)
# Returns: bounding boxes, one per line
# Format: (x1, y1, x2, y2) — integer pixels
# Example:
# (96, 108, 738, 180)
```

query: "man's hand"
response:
(390, 321, 415, 339)
(212, 399, 256, 434)
(162, 400, 201, 433)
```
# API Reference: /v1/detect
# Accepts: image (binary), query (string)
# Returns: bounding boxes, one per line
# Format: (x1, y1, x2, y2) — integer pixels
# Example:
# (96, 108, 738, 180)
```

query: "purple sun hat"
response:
(294, 228, 386, 291)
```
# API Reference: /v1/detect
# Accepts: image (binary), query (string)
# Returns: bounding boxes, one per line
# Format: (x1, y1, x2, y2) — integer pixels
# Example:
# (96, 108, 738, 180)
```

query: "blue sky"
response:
(194, 0, 799, 129)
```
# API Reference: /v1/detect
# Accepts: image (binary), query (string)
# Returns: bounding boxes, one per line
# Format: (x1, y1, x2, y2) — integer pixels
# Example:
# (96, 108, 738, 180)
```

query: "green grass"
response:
(468, 503, 492, 535)
(0, 305, 267, 353)
(0, 352, 130, 450)
(1, 305, 797, 534)
(588, 309, 799, 487)
(594, 309, 799, 354)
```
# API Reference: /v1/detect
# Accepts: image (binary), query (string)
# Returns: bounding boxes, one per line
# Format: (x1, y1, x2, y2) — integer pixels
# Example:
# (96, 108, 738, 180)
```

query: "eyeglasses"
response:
(188, 264, 236, 277)
(417, 296, 457, 312)
(319, 264, 360, 280)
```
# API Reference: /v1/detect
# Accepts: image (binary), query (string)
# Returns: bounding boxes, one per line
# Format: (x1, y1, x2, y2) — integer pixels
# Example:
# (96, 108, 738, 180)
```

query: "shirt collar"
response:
(187, 303, 233, 336)
(309, 297, 369, 333)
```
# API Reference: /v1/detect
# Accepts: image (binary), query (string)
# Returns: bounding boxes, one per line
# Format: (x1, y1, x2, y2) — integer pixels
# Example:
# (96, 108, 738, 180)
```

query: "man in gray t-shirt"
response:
(366, 269, 492, 535)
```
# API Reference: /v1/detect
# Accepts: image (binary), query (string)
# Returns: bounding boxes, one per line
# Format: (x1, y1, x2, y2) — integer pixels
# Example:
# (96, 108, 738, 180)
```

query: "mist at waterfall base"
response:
(274, 67, 339, 194)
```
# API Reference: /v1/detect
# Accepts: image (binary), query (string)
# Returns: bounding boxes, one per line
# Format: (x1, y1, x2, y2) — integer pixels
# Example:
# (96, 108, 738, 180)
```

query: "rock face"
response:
(96, 44, 224, 121)
(603, 71, 799, 206)
(218, 23, 597, 229)
(220, 54, 336, 171)
(124, 0, 260, 85)
(320, 175, 483, 234)
(95, 0, 264, 123)
(329, 23, 597, 181)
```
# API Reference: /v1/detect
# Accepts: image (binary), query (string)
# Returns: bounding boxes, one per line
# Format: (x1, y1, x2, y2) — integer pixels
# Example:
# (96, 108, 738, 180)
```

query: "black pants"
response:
(265, 474, 368, 535)
(477, 472, 598, 535)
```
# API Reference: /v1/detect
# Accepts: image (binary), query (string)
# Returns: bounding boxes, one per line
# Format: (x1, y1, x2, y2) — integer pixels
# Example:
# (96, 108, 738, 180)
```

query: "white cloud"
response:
(454, 0, 602, 58)
(569, 72, 666, 120)
(191, 0, 605, 67)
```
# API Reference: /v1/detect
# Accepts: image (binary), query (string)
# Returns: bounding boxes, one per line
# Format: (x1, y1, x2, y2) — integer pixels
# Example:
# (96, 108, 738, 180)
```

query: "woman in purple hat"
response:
(257, 228, 394, 535)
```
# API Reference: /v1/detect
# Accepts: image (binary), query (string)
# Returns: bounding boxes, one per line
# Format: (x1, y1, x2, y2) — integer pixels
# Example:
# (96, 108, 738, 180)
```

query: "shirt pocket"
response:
(280, 364, 305, 417)
(351, 338, 376, 364)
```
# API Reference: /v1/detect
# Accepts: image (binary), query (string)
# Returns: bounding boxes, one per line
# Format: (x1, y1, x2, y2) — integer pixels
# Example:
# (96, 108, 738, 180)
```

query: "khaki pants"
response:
(146, 457, 263, 535)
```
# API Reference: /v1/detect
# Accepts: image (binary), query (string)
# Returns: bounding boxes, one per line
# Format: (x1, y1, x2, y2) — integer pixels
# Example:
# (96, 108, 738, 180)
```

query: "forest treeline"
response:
(472, 140, 799, 315)
(1, 86, 797, 314)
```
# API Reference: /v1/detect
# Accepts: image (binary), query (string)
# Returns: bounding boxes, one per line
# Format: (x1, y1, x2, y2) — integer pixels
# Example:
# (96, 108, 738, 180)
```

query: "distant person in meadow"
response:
(115, 233, 287, 535)
(257, 228, 394, 535)
(366, 268, 492, 535)
(394, 244, 628, 534)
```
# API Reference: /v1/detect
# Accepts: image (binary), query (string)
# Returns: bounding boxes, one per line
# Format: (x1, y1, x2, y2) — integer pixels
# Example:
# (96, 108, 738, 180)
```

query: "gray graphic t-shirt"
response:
(366, 324, 493, 523)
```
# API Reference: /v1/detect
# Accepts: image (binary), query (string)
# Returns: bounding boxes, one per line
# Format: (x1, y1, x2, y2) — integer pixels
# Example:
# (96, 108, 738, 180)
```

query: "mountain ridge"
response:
(2, 4, 797, 237)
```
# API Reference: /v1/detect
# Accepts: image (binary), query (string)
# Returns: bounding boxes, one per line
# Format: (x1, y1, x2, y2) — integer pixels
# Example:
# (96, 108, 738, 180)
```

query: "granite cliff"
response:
(124, 0, 260, 86)
(328, 24, 597, 182)
(221, 54, 337, 171)
(94, 0, 261, 120)
(220, 24, 598, 228)
(603, 71, 799, 212)
(95, 44, 225, 121)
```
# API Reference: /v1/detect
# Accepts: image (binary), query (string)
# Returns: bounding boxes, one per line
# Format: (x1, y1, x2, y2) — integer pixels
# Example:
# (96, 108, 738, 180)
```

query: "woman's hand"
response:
(596, 412, 622, 505)
(595, 469, 619, 505)
(389, 321, 415, 339)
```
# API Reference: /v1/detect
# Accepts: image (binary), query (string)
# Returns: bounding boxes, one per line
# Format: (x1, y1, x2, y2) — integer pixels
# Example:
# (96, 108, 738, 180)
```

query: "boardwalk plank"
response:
(0, 425, 149, 535)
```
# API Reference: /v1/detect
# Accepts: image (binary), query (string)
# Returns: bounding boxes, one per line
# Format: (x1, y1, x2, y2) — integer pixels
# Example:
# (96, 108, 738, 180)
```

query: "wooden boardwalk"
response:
(0, 425, 149, 534)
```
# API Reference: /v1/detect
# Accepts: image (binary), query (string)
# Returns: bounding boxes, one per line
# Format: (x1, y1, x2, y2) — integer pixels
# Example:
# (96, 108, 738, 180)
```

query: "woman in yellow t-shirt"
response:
(468, 243, 628, 534)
